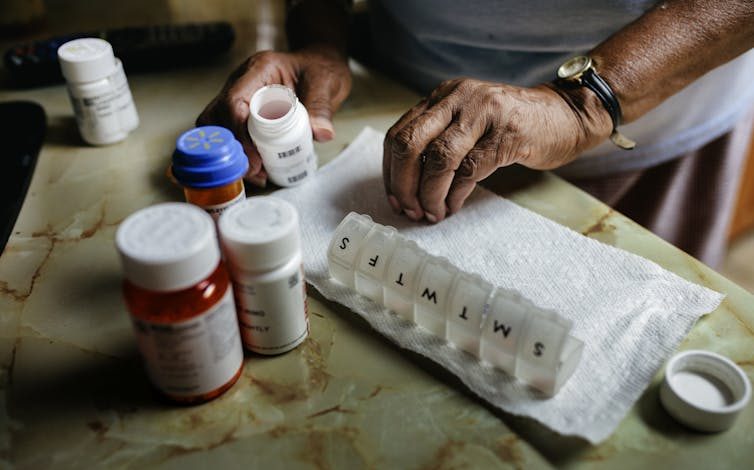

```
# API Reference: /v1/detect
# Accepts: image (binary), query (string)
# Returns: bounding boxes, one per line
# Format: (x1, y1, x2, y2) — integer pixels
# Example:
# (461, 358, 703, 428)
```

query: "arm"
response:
(594, 0, 754, 122)
(286, 0, 349, 58)
(383, 0, 754, 222)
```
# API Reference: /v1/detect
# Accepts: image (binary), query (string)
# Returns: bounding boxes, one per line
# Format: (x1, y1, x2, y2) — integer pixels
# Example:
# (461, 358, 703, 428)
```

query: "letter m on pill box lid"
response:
(172, 126, 249, 189)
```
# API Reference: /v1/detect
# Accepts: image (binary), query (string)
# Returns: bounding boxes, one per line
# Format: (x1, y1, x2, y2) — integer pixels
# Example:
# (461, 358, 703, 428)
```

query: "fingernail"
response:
(311, 117, 335, 141)
(405, 209, 419, 221)
(387, 195, 401, 213)
(425, 212, 437, 223)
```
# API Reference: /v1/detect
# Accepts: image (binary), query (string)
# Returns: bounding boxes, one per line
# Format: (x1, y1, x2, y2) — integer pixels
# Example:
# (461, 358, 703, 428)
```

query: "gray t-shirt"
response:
(368, 0, 754, 177)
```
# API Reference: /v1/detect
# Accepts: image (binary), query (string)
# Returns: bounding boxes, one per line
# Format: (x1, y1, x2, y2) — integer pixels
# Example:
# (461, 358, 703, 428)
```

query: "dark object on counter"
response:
(3, 22, 235, 88)
(0, 101, 45, 255)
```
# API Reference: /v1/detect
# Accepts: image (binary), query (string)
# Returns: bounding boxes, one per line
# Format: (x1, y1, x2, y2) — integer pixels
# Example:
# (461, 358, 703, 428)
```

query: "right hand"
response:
(197, 46, 352, 187)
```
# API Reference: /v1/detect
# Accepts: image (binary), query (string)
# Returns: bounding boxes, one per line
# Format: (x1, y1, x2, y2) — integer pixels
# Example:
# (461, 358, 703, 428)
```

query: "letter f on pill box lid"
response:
(219, 196, 301, 272)
(172, 126, 249, 188)
(58, 38, 117, 83)
(116, 203, 220, 291)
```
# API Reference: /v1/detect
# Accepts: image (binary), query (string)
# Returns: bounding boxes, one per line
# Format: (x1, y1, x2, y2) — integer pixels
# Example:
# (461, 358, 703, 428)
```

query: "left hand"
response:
(382, 78, 612, 222)
(196, 47, 351, 188)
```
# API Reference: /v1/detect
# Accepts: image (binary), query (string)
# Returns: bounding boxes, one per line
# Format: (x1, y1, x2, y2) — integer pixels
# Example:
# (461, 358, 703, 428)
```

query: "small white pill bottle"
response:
(247, 85, 318, 187)
(219, 196, 309, 354)
(58, 37, 139, 145)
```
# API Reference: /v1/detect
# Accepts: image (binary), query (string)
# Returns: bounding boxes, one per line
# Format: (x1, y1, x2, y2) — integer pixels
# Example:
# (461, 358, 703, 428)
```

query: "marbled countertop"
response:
(1, 1, 753, 468)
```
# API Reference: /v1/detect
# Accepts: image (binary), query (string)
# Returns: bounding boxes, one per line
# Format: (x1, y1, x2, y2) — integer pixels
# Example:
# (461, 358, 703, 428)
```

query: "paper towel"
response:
(274, 127, 723, 443)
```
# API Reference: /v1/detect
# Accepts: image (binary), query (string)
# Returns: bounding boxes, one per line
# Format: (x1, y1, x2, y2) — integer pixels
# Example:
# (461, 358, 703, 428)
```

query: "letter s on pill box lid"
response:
(218, 196, 301, 272)
(58, 38, 117, 83)
(172, 126, 249, 189)
(115, 203, 220, 291)
(660, 349, 751, 432)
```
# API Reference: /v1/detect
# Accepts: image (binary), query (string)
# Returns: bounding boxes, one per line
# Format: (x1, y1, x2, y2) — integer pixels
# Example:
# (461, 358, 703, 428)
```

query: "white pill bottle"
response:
(247, 85, 318, 187)
(219, 196, 309, 354)
(58, 38, 139, 145)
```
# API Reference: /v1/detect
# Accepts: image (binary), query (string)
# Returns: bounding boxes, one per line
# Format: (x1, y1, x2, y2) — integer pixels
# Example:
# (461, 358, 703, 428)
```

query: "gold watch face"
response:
(557, 55, 592, 80)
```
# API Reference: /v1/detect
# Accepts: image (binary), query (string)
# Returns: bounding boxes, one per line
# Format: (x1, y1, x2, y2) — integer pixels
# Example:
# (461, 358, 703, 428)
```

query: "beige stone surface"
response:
(722, 231, 754, 295)
(0, 1, 752, 468)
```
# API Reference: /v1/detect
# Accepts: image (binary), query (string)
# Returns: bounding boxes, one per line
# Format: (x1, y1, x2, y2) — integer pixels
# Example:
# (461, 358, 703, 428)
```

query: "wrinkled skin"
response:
(382, 78, 611, 222)
(197, 47, 351, 186)
(199, 0, 754, 216)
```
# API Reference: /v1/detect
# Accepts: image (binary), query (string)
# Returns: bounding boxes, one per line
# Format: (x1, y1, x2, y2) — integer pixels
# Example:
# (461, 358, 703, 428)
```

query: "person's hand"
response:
(197, 46, 351, 187)
(382, 78, 612, 222)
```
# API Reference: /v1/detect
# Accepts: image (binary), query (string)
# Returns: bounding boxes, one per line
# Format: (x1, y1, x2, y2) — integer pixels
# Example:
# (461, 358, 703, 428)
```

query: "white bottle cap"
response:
(116, 203, 220, 292)
(58, 38, 117, 83)
(660, 349, 751, 432)
(219, 196, 301, 273)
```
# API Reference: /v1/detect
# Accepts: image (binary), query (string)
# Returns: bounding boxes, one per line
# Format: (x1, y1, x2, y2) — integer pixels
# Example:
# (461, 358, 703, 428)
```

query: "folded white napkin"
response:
(274, 127, 723, 443)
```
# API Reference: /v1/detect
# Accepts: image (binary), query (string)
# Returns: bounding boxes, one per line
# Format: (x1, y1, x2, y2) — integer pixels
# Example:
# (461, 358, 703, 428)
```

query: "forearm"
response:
(591, 0, 754, 123)
(285, 0, 351, 59)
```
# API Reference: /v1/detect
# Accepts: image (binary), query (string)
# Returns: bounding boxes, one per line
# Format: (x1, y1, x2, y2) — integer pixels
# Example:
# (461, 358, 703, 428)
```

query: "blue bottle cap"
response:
(172, 126, 249, 189)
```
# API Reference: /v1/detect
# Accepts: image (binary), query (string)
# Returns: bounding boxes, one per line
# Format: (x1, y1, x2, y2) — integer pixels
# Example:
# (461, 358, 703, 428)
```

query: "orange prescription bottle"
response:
(172, 126, 249, 221)
(116, 202, 244, 404)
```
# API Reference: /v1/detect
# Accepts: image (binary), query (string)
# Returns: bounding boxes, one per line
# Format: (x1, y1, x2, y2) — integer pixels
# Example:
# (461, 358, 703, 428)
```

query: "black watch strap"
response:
(557, 56, 636, 150)
(580, 69, 635, 150)
(582, 69, 621, 127)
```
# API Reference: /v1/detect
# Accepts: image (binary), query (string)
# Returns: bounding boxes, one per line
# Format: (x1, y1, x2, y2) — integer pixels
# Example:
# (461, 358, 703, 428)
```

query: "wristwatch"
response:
(557, 55, 636, 150)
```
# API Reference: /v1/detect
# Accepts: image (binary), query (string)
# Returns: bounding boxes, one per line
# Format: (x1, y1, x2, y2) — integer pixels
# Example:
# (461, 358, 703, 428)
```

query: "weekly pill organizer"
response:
(327, 212, 584, 396)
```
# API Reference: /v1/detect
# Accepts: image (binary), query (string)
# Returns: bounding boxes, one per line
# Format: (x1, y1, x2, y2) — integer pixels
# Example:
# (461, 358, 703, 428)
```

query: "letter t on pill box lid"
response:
(115, 203, 220, 291)
(172, 126, 249, 189)
(218, 196, 301, 272)
(58, 38, 117, 83)
(660, 349, 751, 432)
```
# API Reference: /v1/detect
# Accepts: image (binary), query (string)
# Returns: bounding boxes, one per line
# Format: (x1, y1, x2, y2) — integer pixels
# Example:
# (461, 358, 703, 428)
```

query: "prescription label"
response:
(234, 265, 309, 354)
(201, 189, 246, 221)
(130, 288, 243, 396)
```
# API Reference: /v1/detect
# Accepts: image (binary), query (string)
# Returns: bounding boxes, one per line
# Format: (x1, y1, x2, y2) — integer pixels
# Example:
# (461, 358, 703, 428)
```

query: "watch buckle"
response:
(610, 130, 636, 150)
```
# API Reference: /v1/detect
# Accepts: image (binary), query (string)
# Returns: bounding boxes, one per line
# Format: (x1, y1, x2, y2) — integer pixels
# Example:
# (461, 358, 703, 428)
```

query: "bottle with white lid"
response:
(58, 37, 139, 145)
(247, 85, 318, 187)
(116, 202, 244, 404)
(219, 196, 309, 354)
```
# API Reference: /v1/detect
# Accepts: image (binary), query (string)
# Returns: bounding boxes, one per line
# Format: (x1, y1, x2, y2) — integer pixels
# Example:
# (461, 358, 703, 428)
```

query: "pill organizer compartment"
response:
(327, 212, 374, 287)
(384, 238, 426, 321)
(547, 336, 584, 395)
(354, 224, 397, 303)
(327, 213, 584, 396)
(515, 311, 577, 395)
(414, 256, 457, 337)
(446, 273, 493, 356)
(479, 289, 531, 375)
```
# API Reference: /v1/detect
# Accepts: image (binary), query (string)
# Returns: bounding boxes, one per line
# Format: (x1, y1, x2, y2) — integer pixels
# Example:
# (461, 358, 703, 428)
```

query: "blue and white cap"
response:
(172, 126, 249, 188)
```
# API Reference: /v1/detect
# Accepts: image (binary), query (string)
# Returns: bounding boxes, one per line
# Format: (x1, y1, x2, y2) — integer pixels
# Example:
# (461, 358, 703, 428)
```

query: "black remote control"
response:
(0, 101, 45, 255)
(4, 22, 235, 88)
